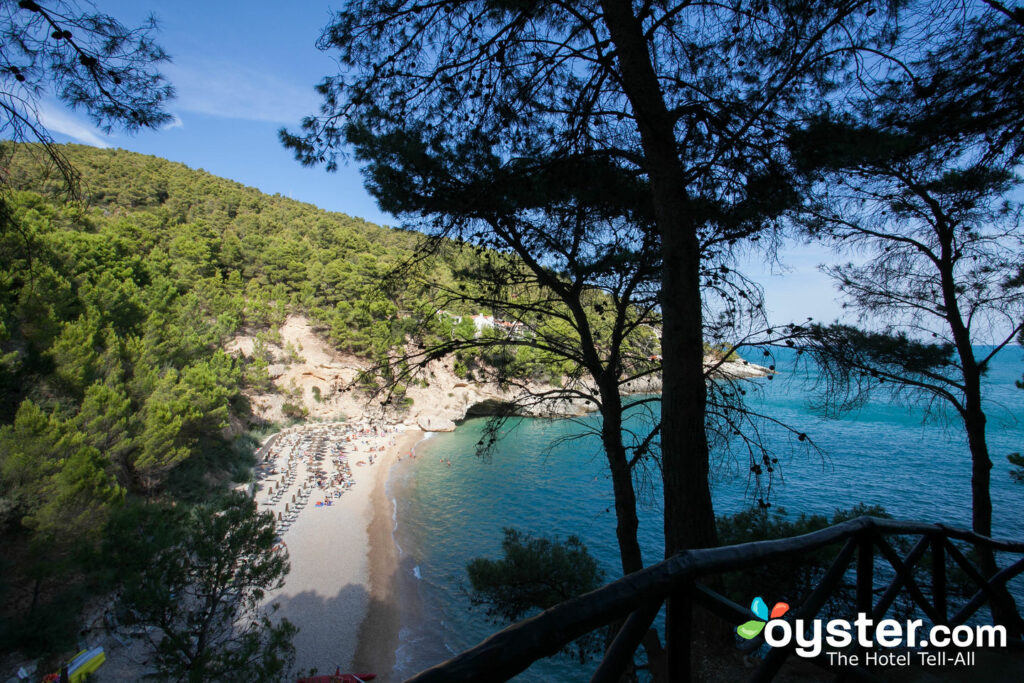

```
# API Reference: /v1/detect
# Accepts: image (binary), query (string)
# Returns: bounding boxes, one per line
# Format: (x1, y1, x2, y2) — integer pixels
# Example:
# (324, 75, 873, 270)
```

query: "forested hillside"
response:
(0, 142, 654, 655)
(0, 142, 479, 652)
(1, 142, 448, 493)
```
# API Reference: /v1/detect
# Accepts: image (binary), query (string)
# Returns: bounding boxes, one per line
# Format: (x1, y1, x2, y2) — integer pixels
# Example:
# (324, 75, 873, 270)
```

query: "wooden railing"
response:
(405, 516, 1024, 682)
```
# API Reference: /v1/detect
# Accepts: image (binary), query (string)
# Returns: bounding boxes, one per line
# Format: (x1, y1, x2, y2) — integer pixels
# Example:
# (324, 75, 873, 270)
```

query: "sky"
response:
(32, 0, 852, 327)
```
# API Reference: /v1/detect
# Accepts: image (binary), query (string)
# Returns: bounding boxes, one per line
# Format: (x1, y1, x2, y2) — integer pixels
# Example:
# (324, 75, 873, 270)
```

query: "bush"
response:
(281, 402, 306, 420)
(467, 528, 605, 662)
(717, 504, 890, 618)
(0, 583, 88, 657)
(106, 495, 296, 682)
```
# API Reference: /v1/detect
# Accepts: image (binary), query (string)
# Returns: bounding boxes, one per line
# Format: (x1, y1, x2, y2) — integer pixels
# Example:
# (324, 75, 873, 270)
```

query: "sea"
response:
(385, 347, 1024, 680)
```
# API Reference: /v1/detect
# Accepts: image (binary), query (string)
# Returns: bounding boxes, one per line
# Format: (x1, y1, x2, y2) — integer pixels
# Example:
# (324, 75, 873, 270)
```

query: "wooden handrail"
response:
(404, 516, 1024, 683)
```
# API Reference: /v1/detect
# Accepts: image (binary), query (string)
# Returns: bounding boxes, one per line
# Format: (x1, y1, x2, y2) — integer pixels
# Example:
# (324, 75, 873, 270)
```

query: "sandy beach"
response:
(261, 424, 423, 679)
(349, 430, 425, 682)
(82, 422, 423, 682)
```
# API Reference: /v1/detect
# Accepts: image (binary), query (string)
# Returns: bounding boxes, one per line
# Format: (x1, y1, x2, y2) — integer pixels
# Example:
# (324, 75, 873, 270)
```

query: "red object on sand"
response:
(297, 673, 376, 683)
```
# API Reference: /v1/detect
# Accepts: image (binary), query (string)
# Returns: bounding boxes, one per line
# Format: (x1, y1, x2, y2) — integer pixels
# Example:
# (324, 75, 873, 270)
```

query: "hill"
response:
(0, 141, 506, 653)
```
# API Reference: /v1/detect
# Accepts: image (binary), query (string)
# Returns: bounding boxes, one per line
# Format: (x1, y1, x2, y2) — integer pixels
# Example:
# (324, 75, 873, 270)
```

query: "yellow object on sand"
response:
(67, 646, 105, 682)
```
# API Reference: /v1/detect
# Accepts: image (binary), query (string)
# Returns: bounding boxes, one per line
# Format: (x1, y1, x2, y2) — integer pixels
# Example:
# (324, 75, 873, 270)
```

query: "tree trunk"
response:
(939, 236, 997, 547)
(598, 0, 717, 559)
(30, 576, 42, 614)
(598, 382, 657, 679)
(569, 280, 647, 578)
(961, 360, 1023, 635)
(599, 2, 720, 677)
(598, 383, 645, 576)
(963, 382, 992, 540)
(938, 239, 1023, 635)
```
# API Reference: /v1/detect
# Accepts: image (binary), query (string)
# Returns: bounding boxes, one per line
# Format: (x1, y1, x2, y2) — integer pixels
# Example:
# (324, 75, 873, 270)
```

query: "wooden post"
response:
(871, 536, 929, 621)
(666, 584, 692, 682)
(857, 533, 874, 617)
(753, 538, 858, 682)
(874, 536, 944, 625)
(591, 599, 662, 683)
(932, 537, 947, 624)
(951, 555, 1024, 626)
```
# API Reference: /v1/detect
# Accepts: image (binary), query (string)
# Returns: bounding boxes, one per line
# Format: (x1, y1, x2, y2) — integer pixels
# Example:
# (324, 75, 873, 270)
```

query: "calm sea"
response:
(387, 347, 1024, 680)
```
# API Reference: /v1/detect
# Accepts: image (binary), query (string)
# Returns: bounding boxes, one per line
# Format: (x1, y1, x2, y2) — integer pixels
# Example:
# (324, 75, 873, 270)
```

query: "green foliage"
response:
(717, 504, 890, 617)
(0, 142, 452, 658)
(466, 528, 605, 661)
(1009, 453, 1024, 483)
(281, 402, 307, 420)
(0, 143, 446, 493)
(0, 400, 124, 541)
(106, 494, 296, 682)
(467, 528, 605, 619)
(703, 342, 738, 362)
(0, 142, 617, 658)
(0, 582, 91, 658)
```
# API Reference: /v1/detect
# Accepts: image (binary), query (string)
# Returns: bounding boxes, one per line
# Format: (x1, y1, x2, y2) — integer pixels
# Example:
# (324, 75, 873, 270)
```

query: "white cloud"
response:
(163, 114, 184, 130)
(37, 104, 109, 148)
(164, 58, 320, 124)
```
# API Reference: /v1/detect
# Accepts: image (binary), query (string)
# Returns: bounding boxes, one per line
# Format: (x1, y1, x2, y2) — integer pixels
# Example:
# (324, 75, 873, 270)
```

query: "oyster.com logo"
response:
(734, 594, 1004, 666)
(737, 596, 789, 640)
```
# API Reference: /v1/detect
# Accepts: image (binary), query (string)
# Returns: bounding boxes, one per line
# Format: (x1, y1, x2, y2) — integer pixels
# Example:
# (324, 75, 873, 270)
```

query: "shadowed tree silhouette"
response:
(283, 2, 901, 671)
(1, 0, 174, 195)
(787, 3, 1024, 632)
(107, 494, 297, 683)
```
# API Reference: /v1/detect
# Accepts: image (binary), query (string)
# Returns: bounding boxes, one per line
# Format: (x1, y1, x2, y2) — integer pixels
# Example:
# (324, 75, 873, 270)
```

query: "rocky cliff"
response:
(227, 315, 770, 431)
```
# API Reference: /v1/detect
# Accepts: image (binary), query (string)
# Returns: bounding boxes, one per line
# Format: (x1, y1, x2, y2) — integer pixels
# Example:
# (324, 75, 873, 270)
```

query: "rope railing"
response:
(405, 516, 1024, 683)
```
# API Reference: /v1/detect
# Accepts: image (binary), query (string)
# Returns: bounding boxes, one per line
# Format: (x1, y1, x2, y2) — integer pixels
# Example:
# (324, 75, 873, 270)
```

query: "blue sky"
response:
(39, 1, 387, 224)
(33, 0, 850, 327)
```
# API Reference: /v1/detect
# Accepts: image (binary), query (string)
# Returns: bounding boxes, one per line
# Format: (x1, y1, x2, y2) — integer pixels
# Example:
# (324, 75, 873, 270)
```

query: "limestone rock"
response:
(417, 413, 457, 432)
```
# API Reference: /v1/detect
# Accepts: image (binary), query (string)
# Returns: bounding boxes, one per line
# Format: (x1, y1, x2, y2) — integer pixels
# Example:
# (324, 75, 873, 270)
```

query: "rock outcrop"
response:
(227, 315, 773, 427)
(416, 413, 457, 432)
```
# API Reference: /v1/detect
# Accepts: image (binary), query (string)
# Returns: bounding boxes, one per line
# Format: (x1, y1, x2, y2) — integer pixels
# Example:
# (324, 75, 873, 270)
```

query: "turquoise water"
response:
(388, 347, 1024, 680)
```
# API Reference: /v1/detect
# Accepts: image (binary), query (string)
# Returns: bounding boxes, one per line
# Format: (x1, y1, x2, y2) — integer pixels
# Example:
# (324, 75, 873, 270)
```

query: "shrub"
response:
(717, 504, 890, 618)
(281, 402, 306, 420)
(467, 528, 605, 662)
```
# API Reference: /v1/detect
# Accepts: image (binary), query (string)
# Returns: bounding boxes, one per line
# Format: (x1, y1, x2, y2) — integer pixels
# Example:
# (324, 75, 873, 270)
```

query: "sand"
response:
(265, 426, 423, 679)
(350, 431, 424, 682)
(84, 424, 423, 682)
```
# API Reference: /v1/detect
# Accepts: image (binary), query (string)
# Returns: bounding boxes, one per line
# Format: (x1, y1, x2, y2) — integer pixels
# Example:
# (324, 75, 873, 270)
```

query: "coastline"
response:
(351, 429, 424, 681)
(253, 424, 420, 677)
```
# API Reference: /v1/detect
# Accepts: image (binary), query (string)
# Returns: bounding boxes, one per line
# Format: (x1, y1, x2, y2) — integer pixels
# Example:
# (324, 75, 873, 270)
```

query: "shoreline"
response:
(350, 429, 424, 681)
(252, 423, 420, 677)
(91, 423, 418, 682)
